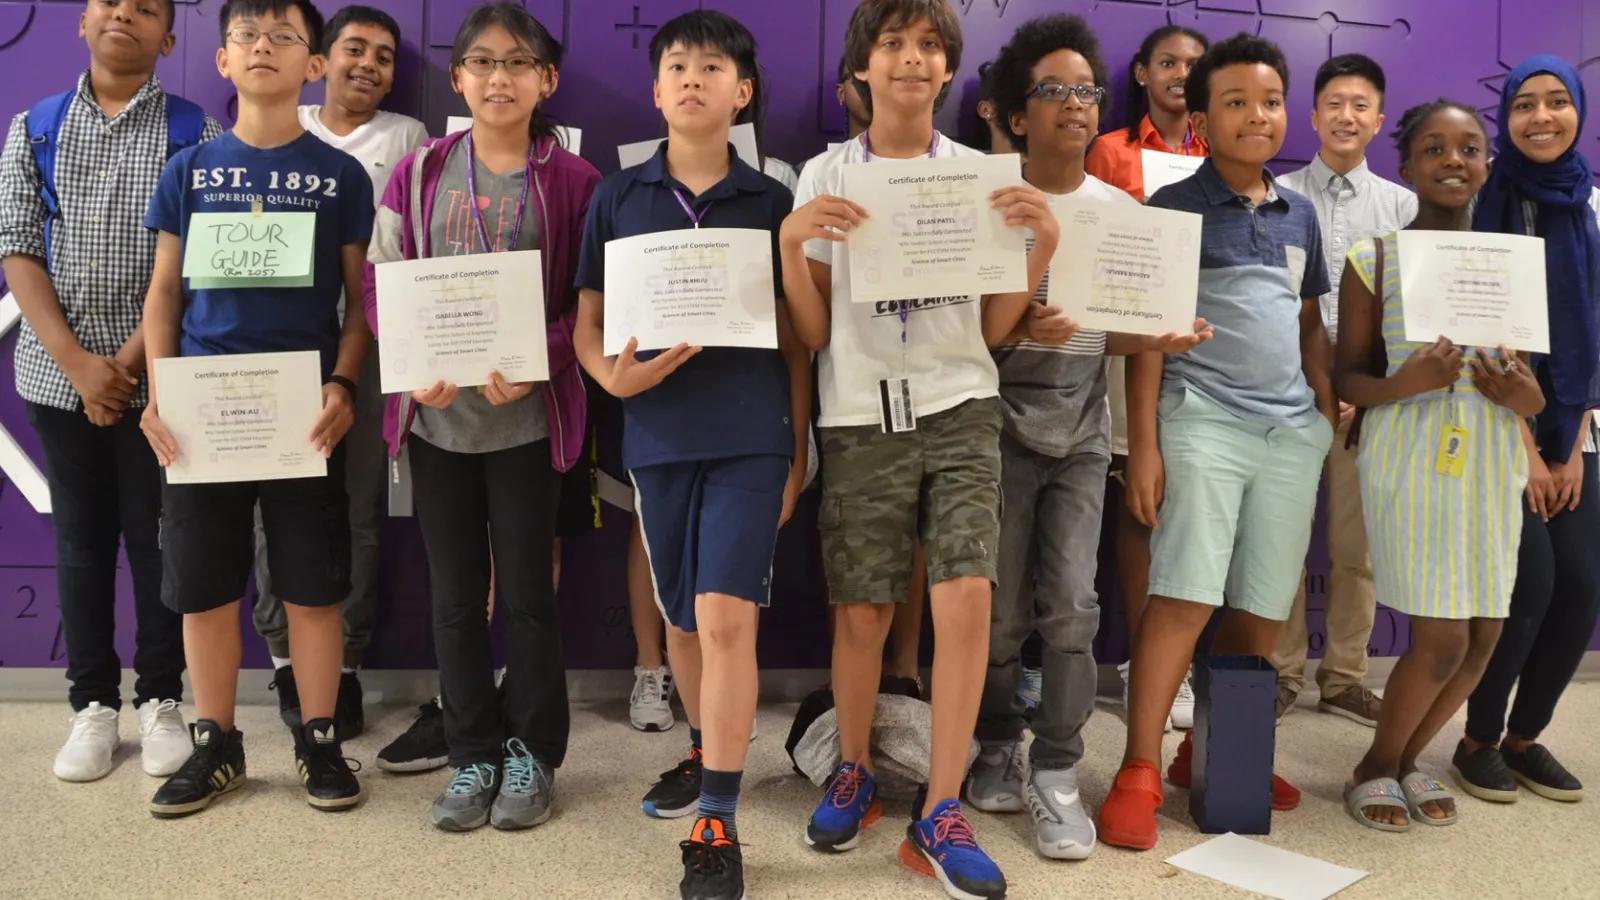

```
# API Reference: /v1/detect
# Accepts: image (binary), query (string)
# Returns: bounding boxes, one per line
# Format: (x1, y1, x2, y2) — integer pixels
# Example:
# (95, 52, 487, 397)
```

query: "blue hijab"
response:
(1473, 55, 1600, 459)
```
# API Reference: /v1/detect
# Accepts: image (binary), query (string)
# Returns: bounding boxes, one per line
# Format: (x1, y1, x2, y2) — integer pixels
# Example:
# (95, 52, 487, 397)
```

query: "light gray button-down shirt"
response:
(1278, 153, 1416, 341)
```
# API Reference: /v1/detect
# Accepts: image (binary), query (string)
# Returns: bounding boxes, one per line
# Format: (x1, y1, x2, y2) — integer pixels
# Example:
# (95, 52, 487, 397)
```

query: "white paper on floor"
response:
(1164, 833, 1368, 900)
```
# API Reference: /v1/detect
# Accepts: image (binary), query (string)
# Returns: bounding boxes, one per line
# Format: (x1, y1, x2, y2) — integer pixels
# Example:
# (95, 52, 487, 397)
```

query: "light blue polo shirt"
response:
(1147, 159, 1330, 428)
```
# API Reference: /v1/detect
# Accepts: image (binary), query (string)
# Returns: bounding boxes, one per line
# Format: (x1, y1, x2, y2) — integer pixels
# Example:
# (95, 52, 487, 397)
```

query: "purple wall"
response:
(1, 0, 1597, 670)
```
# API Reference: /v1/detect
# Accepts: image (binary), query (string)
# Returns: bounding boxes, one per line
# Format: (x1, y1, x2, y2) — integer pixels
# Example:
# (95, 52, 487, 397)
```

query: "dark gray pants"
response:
(252, 349, 385, 666)
(977, 435, 1107, 771)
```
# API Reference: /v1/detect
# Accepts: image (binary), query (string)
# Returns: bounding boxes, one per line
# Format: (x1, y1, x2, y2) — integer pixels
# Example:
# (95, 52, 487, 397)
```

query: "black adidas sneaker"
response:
(295, 718, 364, 811)
(150, 720, 245, 818)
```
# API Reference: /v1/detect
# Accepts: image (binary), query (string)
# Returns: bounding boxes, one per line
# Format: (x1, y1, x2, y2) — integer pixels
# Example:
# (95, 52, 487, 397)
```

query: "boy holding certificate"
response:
(1098, 33, 1337, 851)
(138, 0, 374, 817)
(782, 1, 1053, 896)
(967, 13, 1211, 862)
(573, 11, 808, 899)
(1, 0, 221, 784)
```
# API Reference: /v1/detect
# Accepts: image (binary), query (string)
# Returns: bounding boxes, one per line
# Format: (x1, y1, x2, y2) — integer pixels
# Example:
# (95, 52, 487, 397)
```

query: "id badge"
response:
(1435, 425, 1468, 478)
(878, 377, 916, 433)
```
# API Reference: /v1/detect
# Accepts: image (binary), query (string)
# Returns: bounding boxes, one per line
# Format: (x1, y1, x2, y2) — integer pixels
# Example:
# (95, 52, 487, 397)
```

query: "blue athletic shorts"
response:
(630, 454, 790, 632)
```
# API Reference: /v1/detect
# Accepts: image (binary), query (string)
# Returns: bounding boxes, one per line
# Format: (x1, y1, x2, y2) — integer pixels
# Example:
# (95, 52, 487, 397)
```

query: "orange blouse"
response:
(1084, 114, 1209, 202)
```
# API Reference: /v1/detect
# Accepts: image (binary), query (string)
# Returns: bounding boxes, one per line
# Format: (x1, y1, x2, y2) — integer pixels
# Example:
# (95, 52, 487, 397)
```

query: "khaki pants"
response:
(1271, 419, 1376, 695)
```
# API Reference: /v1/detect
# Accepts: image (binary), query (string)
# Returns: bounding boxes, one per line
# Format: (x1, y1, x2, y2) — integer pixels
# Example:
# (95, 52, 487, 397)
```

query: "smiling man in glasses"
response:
(969, 13, 1212, 862)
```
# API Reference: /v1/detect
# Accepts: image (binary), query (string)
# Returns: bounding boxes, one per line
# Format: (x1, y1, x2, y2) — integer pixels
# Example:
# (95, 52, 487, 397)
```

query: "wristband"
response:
(326, 374, 357, 400)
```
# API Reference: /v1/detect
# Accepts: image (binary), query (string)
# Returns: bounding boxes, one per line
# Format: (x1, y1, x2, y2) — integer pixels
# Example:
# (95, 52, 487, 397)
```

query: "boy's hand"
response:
(992, 185, 1058, 249)
(605, 338, 700, 399)
(1471, 347, 1542, 418)
(781, 195, 867, 249)
(1397, 337, 1463, 395)
(412, 380, 460, 409)
(1147, 318, 1215, 354)
(1024, 304, 1079, 345)
(483, 371, 534, 406)
(309, 383, 355, 458)
(1547, 453, 1584, 515)
(140, 402, 179, 467)
(1125, 443, 1165, 528)
(1339, 401, 1357, 428)
(1526, 452, 1554, 521)
(83, 401, 123, 428)
(779, 460, 806, 528)
(64, 348, 137, 415)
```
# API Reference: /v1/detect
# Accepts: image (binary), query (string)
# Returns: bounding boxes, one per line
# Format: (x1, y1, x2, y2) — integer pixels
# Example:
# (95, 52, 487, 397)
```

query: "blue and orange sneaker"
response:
(679, 816, 743, 900)
(899, 797, 1007, 900)
(806, 760, 882, 852)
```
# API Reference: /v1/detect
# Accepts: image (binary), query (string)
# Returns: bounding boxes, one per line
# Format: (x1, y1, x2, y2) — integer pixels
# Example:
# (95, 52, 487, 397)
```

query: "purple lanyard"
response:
(671, 188, 713, 229)
(464, 132, 532, 253)
(859, 130, 940, 342)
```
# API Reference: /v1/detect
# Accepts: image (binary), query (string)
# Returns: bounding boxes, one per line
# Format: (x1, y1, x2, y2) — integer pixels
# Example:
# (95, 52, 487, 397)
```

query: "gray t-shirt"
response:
(992, 175, 1137, 458)
(412, 140, 548, 453)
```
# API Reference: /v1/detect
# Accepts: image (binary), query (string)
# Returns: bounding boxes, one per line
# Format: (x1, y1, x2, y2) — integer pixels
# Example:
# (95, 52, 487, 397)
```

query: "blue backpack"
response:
(26, 89, 207, 271)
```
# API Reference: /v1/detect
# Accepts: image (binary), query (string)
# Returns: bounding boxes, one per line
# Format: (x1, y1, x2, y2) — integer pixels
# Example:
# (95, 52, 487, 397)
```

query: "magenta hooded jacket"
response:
(362, 130, 601, 472)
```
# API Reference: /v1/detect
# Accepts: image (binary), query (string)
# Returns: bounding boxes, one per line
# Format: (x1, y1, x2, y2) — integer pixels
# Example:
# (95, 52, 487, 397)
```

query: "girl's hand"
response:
(412, 380, 460, 409)
(779, 462, 805, 528)
(1024, 304, 1079, 345)
(1396, 337, 1463, 395)
(1547, 452, 1584, 514)
(606, 338, 700, 399)
(1471, 347, 1543, 417)
(482, 371, 533, 406)
(992, 185, 1058, 249)
(1147, 318, 1215, 354)
(1125, 443, 1165, 528)
(309, 383, 355, 458)
(1526, 452, 1554, 521)
(780, 195, 867, 249)
(140, 402, 179, 467)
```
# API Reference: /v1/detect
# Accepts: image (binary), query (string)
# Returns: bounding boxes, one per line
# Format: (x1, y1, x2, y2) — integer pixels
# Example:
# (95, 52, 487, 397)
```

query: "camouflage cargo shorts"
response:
(817, 398, 1003, 603)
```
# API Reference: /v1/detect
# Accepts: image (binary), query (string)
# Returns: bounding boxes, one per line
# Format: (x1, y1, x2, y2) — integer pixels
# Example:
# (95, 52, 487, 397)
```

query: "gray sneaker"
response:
(964, 740, 1024, 813)
(431, 762, 499, 832)
(491, 738, 554, 830)
(1028, 766, 1096, 860)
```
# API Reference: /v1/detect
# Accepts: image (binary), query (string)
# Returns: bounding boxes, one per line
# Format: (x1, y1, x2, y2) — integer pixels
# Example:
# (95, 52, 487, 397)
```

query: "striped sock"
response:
(698, 768, 743, 841)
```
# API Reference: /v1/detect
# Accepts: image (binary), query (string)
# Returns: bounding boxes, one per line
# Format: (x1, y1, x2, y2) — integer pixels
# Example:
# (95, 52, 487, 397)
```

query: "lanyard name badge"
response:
(465, 132, 532, 253)
(860, 131, 938, 434)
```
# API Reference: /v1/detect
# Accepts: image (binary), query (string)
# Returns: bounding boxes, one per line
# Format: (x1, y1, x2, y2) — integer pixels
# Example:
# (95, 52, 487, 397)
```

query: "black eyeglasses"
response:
(1026, 82, 1106, 107)
(458, 55, 544, 77)
(226, 26, 309, 49)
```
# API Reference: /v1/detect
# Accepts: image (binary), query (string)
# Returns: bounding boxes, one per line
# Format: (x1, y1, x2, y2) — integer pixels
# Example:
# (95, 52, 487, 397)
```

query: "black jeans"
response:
(1466, 452, 1600, 744)
(26, 402, 182, 710)
(409, 436, 568, 768)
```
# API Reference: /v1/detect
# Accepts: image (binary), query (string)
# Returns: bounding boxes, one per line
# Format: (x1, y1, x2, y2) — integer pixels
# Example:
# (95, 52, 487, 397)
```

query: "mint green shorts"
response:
(1148, 386, 1333, 620)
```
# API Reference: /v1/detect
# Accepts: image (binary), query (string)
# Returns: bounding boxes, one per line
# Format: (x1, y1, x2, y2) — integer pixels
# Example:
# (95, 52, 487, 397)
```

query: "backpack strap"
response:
(1345, 236, 1387, 450)
(25, 90, 76, 270)
(163, 94, 207, 158)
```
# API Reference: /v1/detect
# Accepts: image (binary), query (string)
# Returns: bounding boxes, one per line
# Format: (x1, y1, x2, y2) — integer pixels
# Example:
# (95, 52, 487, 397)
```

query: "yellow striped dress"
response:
(1351, 233, 1528, 620)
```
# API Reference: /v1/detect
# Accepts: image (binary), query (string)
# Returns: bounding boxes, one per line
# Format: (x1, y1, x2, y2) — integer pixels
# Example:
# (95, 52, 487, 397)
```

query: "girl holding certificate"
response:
(1335, 100, 1542, 831)
(362, 2, 601, 833)
(1459, 56, 1600, 807)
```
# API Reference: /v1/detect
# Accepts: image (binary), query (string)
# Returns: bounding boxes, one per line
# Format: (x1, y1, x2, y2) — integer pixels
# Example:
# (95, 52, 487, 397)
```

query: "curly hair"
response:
(1392, 98, 1486, 161)
(990, 14, 1107, 154)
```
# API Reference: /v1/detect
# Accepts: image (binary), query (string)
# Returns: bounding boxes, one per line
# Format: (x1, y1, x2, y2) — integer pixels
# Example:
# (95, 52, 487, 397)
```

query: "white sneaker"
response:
(54, 702, 120, 782)
(1170, 669, 1196, 730)
(1118, 660, 1172, 733)
(629, 666, 675, 732)
(138, 699, 192, 777)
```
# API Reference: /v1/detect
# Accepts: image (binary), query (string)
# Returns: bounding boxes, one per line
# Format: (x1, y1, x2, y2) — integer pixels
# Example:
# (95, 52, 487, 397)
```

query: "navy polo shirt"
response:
(576, 143, 794, 469)
(1148, 159, 1329, 428)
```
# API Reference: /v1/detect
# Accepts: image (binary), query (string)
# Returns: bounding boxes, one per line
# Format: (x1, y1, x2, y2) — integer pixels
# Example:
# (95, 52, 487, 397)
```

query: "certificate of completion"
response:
(374, 250, 550, 394)
(1048, 198, 1201, 335)
(1140, 149, 1204, 198)
(1398, 231, 1549, 353)
(153, 351, 325, 484)
(602, 228, 777, 356)
(841, 154, 1027, 304)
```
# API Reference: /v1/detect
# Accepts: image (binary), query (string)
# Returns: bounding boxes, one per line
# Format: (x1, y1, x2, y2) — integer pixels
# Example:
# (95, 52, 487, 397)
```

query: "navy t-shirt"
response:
(575, 144, 794, 470)
(144, 131, 374, 378)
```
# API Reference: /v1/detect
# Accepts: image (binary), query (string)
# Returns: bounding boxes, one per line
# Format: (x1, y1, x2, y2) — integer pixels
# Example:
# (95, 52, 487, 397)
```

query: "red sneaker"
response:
(1167, 732, 1301, 810)
(1097, 760, 1164, 850)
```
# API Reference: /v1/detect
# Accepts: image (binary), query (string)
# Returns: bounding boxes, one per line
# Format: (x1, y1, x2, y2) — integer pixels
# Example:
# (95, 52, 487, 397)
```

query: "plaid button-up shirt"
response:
(0, 72, 221, 410)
